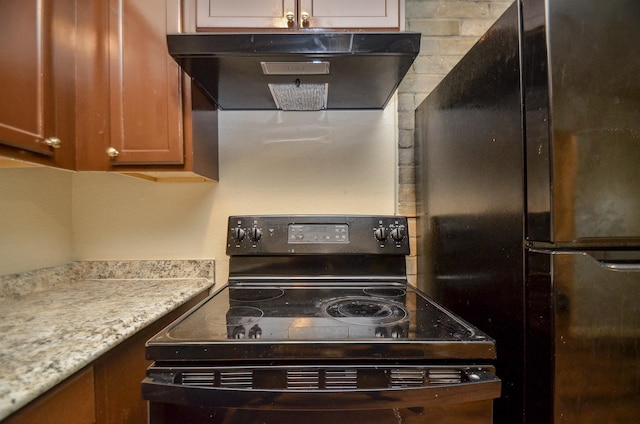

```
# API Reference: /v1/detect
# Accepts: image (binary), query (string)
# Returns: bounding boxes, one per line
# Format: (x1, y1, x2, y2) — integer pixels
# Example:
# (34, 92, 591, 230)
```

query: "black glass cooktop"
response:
(146, 281, 496, 362)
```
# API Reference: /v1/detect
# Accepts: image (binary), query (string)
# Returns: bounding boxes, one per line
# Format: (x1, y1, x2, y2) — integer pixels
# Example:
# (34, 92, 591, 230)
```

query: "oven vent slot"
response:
(220, 370, 253, 388)
(181, 372, 215, 387)
(287, 370, 320, 390)
(325, 369, 357, 390)
(428, 369, 463, 385)
(390, 368, 425, 388)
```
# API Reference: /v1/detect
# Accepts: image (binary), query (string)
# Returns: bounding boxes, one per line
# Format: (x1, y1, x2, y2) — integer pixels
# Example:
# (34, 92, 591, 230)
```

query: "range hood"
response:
(167, 32, 420, 111)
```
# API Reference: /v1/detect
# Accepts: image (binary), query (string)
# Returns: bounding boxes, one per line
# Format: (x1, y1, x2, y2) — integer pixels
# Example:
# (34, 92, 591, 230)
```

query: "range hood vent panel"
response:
(167, 32, 420, 111)
(268, 83, 328, 111)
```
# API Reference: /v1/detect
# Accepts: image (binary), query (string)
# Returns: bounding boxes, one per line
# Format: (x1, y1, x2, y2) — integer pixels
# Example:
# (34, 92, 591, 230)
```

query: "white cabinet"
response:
(196, 0, 296, 29)
(299, 0, 400, 29)
(193, 0, 402, 31)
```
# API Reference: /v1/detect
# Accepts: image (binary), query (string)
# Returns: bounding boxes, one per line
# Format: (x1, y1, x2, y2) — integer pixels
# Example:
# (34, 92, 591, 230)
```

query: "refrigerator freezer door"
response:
(549, 130, 640, 242)
(524, 0, 640, 243)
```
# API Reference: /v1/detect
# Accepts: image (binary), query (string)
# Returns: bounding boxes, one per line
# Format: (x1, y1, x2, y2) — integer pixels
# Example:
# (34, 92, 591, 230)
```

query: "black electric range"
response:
(143, 215, 500, 424)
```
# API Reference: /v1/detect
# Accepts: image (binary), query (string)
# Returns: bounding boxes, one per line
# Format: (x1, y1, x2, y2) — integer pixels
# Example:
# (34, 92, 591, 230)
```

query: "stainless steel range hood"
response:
(167, 32, 420, 111)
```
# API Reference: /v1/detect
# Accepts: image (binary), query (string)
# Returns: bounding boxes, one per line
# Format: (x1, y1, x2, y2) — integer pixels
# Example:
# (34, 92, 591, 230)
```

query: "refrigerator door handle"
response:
(530, 248, 640, 271)
(597, 261, 640, 271)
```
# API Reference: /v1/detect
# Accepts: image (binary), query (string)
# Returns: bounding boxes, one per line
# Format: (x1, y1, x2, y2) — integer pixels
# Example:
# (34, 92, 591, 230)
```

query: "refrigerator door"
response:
(524, 0, 640, 243)
(527, 249, 640, 423)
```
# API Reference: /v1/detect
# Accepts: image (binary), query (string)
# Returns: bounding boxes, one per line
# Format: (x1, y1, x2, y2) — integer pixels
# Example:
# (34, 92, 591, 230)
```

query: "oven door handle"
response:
(142, 369, 501, 410)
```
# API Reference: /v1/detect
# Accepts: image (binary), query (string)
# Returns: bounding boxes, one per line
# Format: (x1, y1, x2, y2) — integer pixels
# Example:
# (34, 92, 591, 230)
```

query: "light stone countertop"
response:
(0, 260, 214, 421)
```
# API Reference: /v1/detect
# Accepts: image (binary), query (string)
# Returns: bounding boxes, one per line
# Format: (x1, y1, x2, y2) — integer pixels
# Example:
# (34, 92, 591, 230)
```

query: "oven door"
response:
(143, 364, 500, 424)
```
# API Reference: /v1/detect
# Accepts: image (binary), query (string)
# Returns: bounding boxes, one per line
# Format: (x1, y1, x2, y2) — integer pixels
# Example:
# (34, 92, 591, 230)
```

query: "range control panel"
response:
(226, 215, 410, 256)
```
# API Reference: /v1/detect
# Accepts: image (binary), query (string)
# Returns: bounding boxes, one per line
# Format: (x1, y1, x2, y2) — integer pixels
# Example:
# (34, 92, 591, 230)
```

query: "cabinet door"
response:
(196, 0, 296, 29)
(108, 0, 184, 165)
(0, 0, 76, 168)
(4, 367, 96, 424)
(94, 289, 210, 424)
(299, 0, 400, 29)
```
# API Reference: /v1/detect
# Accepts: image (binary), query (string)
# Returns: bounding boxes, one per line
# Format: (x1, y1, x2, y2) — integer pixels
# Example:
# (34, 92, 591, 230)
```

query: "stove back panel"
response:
(226, 215, 410, 256)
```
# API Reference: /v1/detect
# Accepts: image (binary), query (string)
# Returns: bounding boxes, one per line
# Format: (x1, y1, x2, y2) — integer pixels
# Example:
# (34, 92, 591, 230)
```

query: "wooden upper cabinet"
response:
(77, 0, 219, 181)
(193, 0, 402, 31)
(0, 0, 218, 179)
(107, 0, 184, 165)
(0, 0, 77, 169)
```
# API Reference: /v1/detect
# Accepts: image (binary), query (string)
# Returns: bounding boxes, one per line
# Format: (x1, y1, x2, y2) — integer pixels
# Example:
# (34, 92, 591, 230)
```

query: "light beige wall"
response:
(72, 103, 399, 283)
(0, 167, 73, 275)
(71, 172, 217, 260)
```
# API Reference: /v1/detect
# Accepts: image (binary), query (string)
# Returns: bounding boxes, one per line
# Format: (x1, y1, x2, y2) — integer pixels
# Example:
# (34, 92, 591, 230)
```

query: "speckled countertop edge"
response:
(0, 260, 214, 421)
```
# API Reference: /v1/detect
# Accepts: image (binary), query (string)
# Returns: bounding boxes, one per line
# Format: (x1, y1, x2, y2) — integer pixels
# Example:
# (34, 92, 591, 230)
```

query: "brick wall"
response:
(399, 0, 514, 283)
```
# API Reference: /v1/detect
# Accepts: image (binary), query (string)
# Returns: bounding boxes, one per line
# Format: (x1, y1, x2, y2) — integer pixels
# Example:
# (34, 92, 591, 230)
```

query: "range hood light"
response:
(261, 61, 330, 75)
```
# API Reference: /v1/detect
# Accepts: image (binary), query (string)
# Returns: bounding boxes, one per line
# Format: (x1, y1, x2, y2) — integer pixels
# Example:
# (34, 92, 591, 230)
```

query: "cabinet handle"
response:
(286, 11, 295, 23)
(44, 137, 62, 149)
(106, 147, 120, 158)
(301, 12, 310, 27)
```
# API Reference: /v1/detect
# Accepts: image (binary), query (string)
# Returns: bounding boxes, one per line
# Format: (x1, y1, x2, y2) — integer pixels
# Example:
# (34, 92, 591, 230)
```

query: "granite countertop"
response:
(0, 260, 215, 421)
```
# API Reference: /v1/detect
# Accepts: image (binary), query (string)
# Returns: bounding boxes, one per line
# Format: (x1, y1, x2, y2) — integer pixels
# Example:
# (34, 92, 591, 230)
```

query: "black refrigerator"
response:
(414, 0, 640, 423)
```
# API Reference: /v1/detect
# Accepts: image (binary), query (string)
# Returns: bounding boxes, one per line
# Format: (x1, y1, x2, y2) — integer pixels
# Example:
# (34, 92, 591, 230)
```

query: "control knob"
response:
(374, 227, 389, 242)
(231, 326, 246, 339)
(390, 226, 406, 242)
(233, 228, 246, 241)
(248, 325, 262, 339)
(249, 227, 262, 242)
(391, 325, 404, 338)
(375, 327, 388, 338)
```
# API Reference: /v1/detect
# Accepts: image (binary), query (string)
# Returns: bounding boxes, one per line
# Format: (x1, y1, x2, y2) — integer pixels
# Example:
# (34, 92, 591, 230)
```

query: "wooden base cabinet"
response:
(4, 368, 96, 424)
(4, 290, 209, 424)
